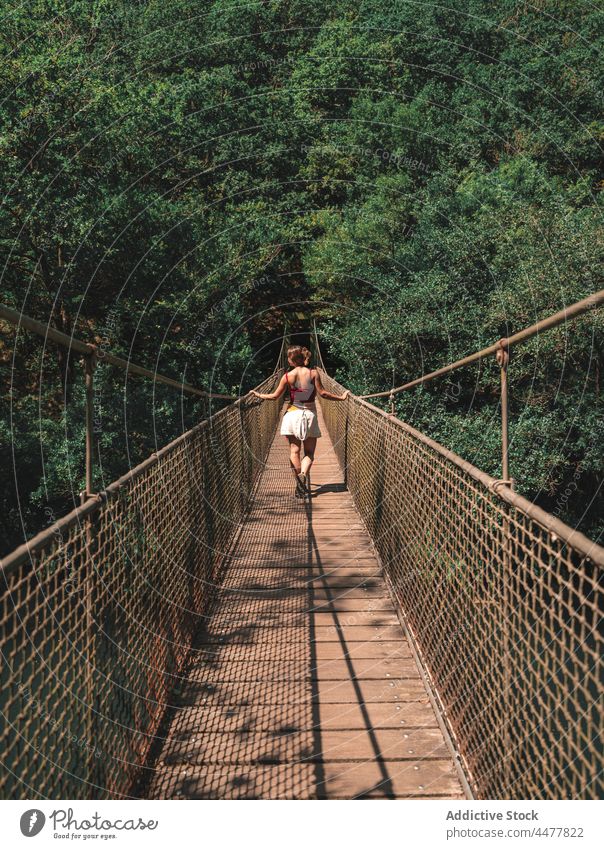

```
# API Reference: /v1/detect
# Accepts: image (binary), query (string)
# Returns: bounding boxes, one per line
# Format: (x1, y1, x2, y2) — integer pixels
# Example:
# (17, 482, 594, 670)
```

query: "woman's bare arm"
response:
(251, 372, 289, 400)
(314, 371, 350, 401)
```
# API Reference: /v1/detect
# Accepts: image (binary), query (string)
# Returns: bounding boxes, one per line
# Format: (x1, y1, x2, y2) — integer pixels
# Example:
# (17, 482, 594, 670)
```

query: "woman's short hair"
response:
(287, 345, 311, 366)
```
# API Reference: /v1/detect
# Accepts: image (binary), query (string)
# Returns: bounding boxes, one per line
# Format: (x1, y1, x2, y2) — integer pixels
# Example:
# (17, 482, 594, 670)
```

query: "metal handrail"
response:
(1, 375, 277, 574)
(359, 289, 604, 400)
(0, 303, 236, 400)
(317, 367, 604, 799)
(1, 302, 244, 497)
(312, 319, 602, 562)
(1, 307, 284, 507)
(0, 364, 285, 799)
(1, 340, 287, 573)
(323, 289, 603, 484)
(356, 391, 604, 567)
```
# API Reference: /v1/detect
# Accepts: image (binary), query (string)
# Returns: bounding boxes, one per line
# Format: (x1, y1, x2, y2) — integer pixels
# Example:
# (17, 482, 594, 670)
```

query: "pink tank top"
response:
(288, 368, 316, 406)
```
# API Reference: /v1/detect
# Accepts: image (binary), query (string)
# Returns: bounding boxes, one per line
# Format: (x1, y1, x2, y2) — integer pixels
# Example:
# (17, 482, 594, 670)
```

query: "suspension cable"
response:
(311, 319, 327, 374)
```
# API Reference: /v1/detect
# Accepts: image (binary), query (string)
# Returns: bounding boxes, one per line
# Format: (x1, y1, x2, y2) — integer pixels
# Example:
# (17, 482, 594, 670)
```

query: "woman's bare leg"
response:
(286, 436, 302, 478)
(301, 437, 317, 476)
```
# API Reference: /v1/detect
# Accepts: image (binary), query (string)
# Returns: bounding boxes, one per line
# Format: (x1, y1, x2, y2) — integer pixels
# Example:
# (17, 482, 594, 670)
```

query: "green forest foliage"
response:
(1, 0, 602, 551)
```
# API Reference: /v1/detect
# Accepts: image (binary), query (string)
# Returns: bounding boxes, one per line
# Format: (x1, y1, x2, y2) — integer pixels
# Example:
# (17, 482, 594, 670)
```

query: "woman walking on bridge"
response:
(252, 345, 349, 497)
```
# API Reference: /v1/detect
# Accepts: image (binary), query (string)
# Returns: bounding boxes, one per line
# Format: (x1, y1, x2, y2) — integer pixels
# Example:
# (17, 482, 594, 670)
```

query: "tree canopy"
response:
(1, 0, 602, 552)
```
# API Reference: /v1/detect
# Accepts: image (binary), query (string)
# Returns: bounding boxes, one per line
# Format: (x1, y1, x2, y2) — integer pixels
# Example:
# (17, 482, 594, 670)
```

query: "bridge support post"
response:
(496, 340, 511, 486)
(83, 347, 98, 499)
(81, 348, 99, 786)
(496, 339, 514, 794)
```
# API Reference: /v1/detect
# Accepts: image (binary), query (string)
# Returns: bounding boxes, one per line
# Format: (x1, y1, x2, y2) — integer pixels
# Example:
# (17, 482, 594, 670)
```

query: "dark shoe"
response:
(295, 472, 307, 498)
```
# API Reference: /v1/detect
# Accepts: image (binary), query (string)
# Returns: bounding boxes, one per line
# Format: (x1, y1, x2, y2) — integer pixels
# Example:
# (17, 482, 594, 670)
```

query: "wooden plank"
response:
(224, 555, 380, 567)
(172, 678, 428, 708)
(223, 565, 382, 578)
(197, 624, 406, 644)
(316, 679, 428, 703)
(159, 727, 451, 766)
(168, 700, 439, 736)
(147, 761, 463, 799)
(226, 554, 378, 568)
(146, 403, 465, 800)
(186, 656, 420, 682)
(320, 759, 464, 798)
(206, 611, 399, 628)
(218, 575, 387, 591)
(213, 596, 397, 615)
(212, 585, 392, 601)
(189, 640, 412, 664)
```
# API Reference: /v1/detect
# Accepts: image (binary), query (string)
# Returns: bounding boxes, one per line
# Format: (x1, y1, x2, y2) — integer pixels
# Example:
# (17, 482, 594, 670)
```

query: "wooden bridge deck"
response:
(144, 403, 466, 799)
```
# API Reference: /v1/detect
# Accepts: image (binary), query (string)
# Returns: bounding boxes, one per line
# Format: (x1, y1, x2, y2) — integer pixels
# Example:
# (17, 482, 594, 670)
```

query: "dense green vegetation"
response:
(1, 0, 602, 552)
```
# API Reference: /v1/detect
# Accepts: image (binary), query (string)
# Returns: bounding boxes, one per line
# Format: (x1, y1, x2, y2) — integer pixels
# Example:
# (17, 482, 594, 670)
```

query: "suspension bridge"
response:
(0, 294, 602, 800)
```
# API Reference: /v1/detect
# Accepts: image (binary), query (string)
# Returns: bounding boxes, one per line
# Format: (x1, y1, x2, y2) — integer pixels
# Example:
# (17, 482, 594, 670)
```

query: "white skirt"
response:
(280, 404, 322, 439)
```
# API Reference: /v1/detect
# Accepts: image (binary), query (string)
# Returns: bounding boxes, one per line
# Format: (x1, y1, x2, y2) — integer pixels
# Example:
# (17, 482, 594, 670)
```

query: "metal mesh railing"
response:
(0, 373, 284, 799)
(318, 370, 603, 800)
